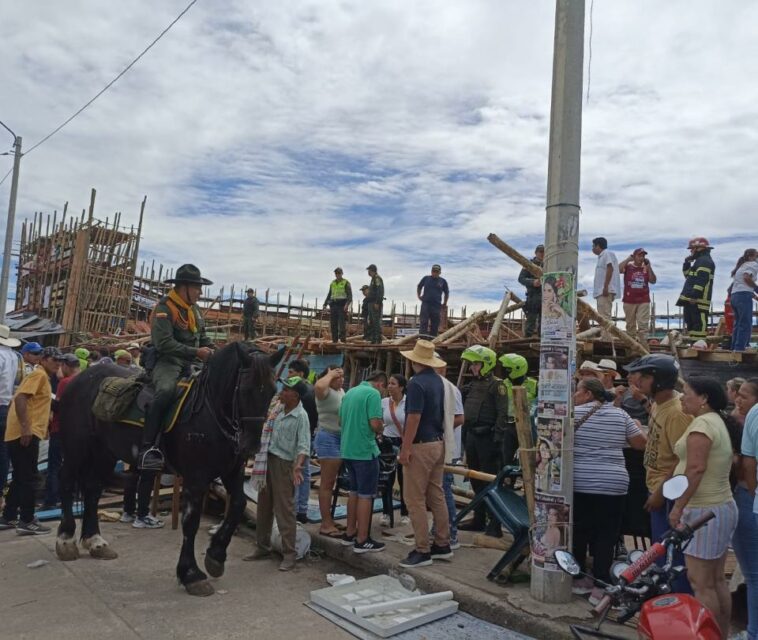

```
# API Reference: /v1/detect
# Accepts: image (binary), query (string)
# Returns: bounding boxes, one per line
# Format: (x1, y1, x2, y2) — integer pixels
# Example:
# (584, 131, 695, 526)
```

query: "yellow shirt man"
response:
(644, 395, 692, 494)
(6, 367, 52, 442)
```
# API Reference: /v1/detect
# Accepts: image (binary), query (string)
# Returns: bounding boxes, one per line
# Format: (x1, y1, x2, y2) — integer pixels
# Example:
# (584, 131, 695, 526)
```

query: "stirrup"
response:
(138, 447, 164, 471)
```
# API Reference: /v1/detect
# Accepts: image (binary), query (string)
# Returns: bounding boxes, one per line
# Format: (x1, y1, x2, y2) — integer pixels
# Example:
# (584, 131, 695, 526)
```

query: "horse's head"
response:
(236, 346, 283, 454)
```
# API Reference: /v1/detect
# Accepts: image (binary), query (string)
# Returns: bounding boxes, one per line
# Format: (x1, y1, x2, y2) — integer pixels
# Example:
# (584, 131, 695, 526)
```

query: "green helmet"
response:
(499, 353, 528, 381)
(461, 345, 497, 376)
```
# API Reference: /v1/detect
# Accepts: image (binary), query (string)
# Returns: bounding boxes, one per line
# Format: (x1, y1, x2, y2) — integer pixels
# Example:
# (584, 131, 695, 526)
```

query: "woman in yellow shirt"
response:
(669, 378, 736, 640)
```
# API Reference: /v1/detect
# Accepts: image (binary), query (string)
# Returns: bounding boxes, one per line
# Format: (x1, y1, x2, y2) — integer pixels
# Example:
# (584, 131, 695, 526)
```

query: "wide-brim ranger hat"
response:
(400, 339, 447, 368)
(165, 264, 213, 286)
(0, 324, 21, 348)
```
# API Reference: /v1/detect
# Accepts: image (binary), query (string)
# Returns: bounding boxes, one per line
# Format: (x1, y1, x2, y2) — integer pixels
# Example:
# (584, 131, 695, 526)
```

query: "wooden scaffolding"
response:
(14, 188, 145, 345)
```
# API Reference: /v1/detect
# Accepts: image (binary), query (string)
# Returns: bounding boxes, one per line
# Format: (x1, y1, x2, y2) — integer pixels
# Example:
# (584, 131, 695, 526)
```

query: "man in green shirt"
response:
(339, 370, 387, 553)
(139, 264, 214, 470)
(247, 376, 311, 571)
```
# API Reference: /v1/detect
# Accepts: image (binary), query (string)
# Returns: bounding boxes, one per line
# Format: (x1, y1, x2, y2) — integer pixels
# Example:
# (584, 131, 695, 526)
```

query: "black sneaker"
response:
(296, 512, 308, 525)
(399, 550, 433, 568)
(353, 537, 386, 554)
(338, 533, 356, 546)
(0, 516, 18, 531)
(16, 519, 51, 536)
(430, 543, 454, 560)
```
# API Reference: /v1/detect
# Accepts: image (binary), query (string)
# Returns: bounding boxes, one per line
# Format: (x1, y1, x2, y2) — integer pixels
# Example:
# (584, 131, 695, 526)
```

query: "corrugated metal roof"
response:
(5, 311, 65, 338)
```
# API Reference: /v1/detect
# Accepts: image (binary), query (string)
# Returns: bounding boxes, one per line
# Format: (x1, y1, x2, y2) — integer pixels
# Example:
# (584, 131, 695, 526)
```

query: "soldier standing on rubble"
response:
(242, 288, 260, 341)
(138, 264, 214, 471)
(518, 244, 544, 337)
(365, 264, 384, 344)
(458, 345, 509, 537)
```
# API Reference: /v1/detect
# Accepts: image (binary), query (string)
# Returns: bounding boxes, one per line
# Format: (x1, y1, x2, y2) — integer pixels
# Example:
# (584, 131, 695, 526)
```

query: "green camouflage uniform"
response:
(366, 274, 384, 343)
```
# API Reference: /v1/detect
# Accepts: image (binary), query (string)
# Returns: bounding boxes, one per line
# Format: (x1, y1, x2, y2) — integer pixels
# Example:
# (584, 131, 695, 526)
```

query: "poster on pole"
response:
(540, 272, 576, 342)
(535, 417, 565, 491)
(532, 493, 570, 570)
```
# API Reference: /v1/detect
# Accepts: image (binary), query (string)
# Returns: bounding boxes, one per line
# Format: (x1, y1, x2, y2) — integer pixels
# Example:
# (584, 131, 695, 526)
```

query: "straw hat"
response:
(597, 359, 620, 378)
(400, 339, 446, 368)
(0, 324, 21, 348)
(578, 360, 602, 373)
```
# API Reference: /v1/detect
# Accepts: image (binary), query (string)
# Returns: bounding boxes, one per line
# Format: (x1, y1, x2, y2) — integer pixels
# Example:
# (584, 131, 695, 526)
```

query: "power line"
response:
(24, 0, 199, 157)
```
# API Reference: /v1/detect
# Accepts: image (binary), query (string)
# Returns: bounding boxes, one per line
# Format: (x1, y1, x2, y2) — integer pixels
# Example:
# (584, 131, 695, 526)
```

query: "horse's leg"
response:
(80, 468, 117, 560)
(55, 457, 79, 561)
(204, 463, 246, 578)
(177, 478, 214, 596)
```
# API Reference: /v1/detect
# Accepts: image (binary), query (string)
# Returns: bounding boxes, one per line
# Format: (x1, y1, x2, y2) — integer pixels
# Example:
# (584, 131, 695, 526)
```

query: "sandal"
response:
(319, 529, 343, 539)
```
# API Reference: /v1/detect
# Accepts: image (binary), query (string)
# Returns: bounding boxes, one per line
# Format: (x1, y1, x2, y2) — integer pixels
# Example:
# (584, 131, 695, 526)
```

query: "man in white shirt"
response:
(592, 237, 621, 332)
(0, 325, 21, 509)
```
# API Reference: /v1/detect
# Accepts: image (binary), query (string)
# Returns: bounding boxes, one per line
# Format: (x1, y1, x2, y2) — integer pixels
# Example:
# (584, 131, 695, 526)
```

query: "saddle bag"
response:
(92, 376, 143, 422)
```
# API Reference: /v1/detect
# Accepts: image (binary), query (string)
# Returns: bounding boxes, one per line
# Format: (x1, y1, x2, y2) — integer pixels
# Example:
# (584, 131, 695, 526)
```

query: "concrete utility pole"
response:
(0, 132, 22, 322)
(531, 0, 585, 603)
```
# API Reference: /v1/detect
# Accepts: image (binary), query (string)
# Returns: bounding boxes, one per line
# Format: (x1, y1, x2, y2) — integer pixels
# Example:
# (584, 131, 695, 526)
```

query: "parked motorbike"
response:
(554, 476, 721, 640)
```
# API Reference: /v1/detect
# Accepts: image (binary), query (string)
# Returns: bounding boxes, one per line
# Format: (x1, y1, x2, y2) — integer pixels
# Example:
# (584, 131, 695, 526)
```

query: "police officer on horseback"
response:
(138, 264, 214, 470)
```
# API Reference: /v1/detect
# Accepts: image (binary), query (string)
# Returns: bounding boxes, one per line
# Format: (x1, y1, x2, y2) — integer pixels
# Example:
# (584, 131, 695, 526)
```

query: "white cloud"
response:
(0, 0, 754, 319)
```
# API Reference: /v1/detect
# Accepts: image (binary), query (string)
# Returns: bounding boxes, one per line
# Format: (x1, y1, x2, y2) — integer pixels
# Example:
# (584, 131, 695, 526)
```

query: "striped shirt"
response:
(574, 402, 642, 495)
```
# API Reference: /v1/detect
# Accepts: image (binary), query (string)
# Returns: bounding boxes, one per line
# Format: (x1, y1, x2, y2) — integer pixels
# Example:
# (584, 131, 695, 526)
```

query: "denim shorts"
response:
(314, 429, 341, 460)
(345, 457, 380, 499)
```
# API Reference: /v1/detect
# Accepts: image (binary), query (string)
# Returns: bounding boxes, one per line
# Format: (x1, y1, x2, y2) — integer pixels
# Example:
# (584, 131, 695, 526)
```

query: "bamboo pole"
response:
(488, 291, 513, 348)
(488, 233, 649, 356)
(513, 386, 535, 525)
(432, 310, 487, 345)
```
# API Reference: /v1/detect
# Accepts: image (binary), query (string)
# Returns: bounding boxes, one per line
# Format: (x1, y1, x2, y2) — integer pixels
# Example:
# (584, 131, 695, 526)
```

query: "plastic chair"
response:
(454, 465, 531, 582)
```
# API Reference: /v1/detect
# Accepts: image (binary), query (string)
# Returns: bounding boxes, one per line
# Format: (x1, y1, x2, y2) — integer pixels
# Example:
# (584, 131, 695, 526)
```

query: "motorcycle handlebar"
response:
(591, 595, 612, 617)
(684, 511, 715, 533)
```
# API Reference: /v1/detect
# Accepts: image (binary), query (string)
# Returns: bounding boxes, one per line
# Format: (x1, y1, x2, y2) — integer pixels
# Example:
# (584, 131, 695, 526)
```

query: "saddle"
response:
(92, 375, 196, 434)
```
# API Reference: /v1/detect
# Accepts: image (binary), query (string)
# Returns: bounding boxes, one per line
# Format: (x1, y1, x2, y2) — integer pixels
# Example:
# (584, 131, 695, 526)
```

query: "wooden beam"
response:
(488, 291, 513, 348)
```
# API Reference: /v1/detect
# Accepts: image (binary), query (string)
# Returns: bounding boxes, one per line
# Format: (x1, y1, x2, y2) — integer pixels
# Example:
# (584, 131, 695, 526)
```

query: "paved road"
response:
(0, 519, 355, 640)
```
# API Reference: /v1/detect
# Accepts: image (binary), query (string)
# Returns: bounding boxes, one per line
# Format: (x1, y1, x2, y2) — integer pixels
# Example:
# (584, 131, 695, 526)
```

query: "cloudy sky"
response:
(0, 1, 755, 318)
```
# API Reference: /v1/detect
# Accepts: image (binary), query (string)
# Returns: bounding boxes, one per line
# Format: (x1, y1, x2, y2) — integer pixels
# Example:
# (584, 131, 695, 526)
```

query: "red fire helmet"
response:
(688, 237, 713, 250)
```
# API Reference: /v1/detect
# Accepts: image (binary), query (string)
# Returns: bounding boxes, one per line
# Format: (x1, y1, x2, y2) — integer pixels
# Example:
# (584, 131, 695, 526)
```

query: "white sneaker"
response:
(119, 512, 135, 523)
(400, 516, 411, 526)
(379, 514, 391, 527)
(132, 515, 165, 529)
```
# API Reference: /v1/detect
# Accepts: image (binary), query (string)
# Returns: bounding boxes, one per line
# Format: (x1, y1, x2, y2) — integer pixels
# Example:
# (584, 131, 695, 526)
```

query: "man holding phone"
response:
(619, 248, 657, 344)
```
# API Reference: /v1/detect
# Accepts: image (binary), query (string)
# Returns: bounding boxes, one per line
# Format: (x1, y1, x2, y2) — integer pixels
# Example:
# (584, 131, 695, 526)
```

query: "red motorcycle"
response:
(554, 477, 721, 639)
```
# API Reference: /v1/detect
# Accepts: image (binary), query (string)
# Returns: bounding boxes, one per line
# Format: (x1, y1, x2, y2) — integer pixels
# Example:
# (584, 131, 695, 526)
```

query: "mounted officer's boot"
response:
(138, 408, 165, 471)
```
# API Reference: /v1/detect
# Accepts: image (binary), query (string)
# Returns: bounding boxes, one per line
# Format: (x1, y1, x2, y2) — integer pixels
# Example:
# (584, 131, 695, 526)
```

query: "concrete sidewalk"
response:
(300, 513, 637, 640)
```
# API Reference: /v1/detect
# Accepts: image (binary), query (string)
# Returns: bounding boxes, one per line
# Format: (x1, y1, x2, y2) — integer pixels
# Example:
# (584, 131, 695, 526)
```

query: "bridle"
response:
(194, 364, 270, 455)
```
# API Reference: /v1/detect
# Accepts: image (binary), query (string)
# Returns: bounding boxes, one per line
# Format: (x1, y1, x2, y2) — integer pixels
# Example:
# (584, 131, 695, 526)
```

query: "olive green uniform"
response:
(365, 274, 384, 343)
(142, 296, 213, 447)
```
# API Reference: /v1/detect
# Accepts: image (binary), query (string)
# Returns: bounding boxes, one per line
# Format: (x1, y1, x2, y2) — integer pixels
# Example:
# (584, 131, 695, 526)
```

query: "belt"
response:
(413, 434, 443, 444)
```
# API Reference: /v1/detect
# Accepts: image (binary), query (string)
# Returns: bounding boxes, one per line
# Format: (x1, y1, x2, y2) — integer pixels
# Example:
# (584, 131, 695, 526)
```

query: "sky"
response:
(1, 1, 756, 317)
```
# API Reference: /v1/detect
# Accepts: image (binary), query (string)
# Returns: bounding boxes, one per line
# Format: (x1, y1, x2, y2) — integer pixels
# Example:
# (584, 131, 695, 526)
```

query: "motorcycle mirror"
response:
(610, 561, 630, 583)
(628, 549, 645, 564)
(554, 550, 581, 576)
(662, 475, 689, 500)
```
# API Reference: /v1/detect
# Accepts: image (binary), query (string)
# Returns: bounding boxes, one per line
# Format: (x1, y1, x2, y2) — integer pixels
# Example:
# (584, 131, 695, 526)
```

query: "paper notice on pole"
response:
(531, 493, 570, 571)
(535, 417, 565, 492)
(540, 272, 576, 342)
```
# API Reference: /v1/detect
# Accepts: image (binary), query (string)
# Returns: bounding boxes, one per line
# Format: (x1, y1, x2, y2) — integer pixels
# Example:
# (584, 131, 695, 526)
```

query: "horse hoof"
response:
(185, 580, 215, 597)
(89, 545, 119, 560)
(204, 555, 225, 578)
(55, 538, 80, 562)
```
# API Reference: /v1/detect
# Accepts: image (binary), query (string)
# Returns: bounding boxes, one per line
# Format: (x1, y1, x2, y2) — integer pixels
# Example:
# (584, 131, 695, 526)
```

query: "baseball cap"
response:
(114, 349, 131, 360)
(334, 267, 343, 274)
(633, 248, 647, 256)
(21, 342, 43, 355)
(127, 342, 140, 351)
(280, 376, 308, 397)
(360, 285, 369, 291)
(535, 244, 545, 252)
(42, 346, 62, 359)
(431, 264, 441, 271)
(366, 264, 377, 271)
(58, 353, 80, 366)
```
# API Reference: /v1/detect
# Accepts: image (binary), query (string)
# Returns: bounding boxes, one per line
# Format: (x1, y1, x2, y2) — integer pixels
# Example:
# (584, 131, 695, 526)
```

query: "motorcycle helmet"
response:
(498, 353, 528, 381)
(624, 354, 680, 391)
(461, 345, 497, 376)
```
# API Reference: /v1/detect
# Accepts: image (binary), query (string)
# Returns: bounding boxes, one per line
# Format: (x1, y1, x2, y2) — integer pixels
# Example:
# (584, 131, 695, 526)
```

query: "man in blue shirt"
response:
(398, 340, 452, 567)
(417, 265, 449, 338)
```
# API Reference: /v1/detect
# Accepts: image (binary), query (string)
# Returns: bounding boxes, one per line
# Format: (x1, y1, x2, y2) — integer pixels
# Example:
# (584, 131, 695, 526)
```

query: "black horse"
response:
(55, 342, 282, 596)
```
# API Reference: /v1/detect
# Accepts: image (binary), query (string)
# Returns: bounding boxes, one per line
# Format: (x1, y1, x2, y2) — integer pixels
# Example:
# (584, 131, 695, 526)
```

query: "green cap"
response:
(281, 376, 308, 396)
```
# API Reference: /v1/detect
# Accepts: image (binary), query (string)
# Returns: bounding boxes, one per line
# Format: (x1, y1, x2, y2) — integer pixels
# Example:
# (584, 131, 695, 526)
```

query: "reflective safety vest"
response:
(330, 279, 350, 301)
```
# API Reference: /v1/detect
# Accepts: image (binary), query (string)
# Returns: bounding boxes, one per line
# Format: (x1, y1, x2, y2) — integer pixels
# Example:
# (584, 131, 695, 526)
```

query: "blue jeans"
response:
(649, 495, 693, 594)
(43, 432, 62, 506)
(733, 486, 758, 640)
(731, 291, 755, 351)
(443, 472, 457, 542)
(0, 405, 8, 495)
(295, 457, 311, 515)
